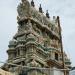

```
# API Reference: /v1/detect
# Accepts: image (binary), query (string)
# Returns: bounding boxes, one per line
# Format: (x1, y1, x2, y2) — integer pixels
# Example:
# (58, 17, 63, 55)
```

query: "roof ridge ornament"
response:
(31, 0, 35, 7)
(39, 4, 43, 13)
(46, 10, 50, 18)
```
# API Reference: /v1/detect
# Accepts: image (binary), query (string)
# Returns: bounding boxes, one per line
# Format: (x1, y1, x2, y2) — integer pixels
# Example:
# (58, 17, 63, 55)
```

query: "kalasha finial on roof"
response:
(46, 10, 50, 18)
(39, 4, 43, 13)
(31, 0, 35, 7)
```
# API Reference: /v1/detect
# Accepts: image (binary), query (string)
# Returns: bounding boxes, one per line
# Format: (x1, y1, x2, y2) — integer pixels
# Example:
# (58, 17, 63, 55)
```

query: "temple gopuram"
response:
(2, 0, 71, 75)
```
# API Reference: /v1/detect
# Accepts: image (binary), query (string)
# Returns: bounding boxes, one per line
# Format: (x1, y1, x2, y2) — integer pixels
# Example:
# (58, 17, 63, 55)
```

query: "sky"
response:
(0, 0, 75, 67)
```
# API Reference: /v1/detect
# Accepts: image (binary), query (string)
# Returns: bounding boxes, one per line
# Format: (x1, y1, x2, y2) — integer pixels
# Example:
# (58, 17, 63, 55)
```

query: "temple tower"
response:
(3, 0, 71, 75)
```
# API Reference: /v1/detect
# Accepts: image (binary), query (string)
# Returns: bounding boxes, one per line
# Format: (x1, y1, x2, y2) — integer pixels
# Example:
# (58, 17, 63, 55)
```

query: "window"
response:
(55, 53, 58, 61)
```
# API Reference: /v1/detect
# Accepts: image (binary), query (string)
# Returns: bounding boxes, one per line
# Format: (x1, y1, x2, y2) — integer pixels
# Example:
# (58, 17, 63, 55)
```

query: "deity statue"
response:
(17, 0, 30, 18)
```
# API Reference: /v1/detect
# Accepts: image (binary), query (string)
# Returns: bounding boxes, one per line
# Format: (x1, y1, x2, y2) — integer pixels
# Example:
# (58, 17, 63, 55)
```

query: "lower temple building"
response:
(2, 0, 71, 75)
